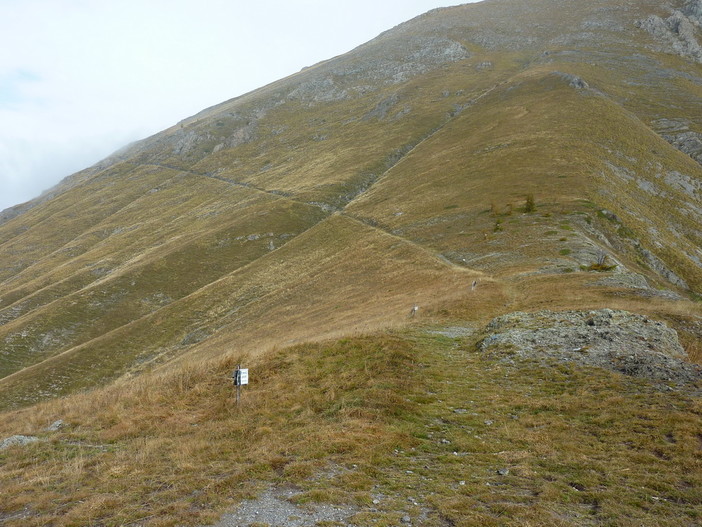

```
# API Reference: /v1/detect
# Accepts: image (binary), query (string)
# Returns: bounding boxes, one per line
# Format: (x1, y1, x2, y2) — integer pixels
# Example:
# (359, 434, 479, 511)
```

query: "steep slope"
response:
(0, 0, 701, 412)
(1, 1, 702, 525)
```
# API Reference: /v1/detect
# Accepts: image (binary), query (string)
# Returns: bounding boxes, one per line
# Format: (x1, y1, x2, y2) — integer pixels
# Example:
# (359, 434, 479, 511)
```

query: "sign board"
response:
(234, 368, 249, 386)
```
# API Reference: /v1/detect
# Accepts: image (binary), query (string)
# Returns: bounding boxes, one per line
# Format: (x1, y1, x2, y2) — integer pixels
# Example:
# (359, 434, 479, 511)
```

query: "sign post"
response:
(233, 365, 249, 405)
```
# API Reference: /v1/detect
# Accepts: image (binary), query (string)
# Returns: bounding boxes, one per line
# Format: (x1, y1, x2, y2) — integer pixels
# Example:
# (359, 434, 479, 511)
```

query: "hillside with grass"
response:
(1, 0, 701, 525)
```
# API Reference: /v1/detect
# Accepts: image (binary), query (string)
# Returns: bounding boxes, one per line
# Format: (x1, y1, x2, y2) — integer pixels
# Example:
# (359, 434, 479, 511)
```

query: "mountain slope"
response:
(1, 1, 702, 525)
(0, 0, 701, 408)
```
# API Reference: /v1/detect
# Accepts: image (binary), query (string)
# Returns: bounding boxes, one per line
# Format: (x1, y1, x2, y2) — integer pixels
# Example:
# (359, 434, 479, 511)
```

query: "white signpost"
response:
(233, 365, 249, 405)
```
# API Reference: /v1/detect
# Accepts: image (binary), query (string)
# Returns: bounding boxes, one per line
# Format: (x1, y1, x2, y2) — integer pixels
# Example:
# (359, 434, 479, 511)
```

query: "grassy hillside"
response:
(1, 328, 699, 526)
(0, 0, 701, 524)
(1, 0, 701, 408)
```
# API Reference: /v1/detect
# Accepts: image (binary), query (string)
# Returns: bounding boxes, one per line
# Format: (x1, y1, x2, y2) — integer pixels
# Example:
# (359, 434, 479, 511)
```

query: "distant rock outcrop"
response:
(553, 72, 590, 90)
(663, 131, 702, 165)
(637, 2, 702, 63)
(651, 118, 702, 167)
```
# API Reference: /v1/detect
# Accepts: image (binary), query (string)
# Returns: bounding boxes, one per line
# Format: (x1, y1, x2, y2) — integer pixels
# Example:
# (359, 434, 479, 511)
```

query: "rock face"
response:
(46, 420, 64, 432)
(637, 3, 702, 63)
(651, 117, 702, 169)
(478, 310, 701, 385)
(683, 0, 702, 23)
(662, 131, 702, 165)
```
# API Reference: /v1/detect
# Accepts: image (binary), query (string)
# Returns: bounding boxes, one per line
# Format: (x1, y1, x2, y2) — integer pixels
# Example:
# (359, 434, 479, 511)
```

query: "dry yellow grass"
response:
(682, 336, 702, 365)
(0, 1, 701, 524)
(2, 6, 702, 406)
(1, 326, 699, 526)
(0, 333, 422, 526)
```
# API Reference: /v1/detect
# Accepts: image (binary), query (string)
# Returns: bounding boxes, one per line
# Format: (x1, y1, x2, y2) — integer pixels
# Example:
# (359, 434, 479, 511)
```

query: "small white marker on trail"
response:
(232, 365, 249, 405)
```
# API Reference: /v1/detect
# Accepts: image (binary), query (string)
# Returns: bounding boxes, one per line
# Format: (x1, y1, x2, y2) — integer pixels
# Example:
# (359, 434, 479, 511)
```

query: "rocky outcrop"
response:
(363, 93, 401, 121)
(637, 4, 702, 63)
(683, 0, 702, 24)
(553, 72, 590, 90)
(0, 435, 38, 450)
(285, 36, 470, 105)
(662, 131, 702, 165)
(478, 310, 701, 385)
(652, 117, 702, 166)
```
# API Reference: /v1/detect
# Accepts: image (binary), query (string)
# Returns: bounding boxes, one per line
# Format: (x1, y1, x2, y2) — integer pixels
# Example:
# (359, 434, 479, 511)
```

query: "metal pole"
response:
(236, 364, 241, 405)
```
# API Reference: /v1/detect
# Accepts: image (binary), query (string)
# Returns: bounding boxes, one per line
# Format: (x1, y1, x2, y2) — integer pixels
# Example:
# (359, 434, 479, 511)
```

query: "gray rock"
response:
(599, 209, 620, 223)
(683, 0, 702, 25)
(402, 515, 412, 523)
(637, 9, 702, 63)
(288, 76, 350, 103)
(0, 435, 39, 450)
(638, 248, 689, 290)
(478, 310, 702, 385)
(364, 93, 401, 121)
(661, 131, 702, 165)
(652, 118, 691, 134)
(553, 72, 590, 89)
(47, 420, 65, 432)
(207, 487, 357, 527)
(664, 170, 702, 196)
(497, 468, 510, 476)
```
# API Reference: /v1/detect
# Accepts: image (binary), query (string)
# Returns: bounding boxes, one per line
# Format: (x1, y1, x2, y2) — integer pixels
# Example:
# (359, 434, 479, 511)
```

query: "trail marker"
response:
(233, 365, 249, 404)
(236, 368, 249, 386)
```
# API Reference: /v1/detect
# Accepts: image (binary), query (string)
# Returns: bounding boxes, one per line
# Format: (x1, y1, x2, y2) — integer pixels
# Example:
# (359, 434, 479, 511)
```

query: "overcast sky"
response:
(0, 0, 481, 212)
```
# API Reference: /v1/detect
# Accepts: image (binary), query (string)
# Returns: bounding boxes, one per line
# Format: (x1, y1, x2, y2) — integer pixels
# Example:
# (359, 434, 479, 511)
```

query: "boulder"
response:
(0, 435, 39, 450)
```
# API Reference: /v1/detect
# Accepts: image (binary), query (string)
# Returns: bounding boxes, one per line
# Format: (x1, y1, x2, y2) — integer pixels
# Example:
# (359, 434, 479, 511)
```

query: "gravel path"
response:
(204, 487, 358, 527)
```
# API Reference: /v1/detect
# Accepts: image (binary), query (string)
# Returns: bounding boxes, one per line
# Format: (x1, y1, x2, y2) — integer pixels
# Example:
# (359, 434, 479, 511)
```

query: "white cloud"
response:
(0, 0, 473, 211)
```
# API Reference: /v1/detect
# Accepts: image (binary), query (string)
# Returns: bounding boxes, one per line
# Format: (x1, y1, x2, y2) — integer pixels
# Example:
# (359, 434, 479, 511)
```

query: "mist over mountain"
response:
(0, 0, 469, 213)
(0, 1, 701, 525)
